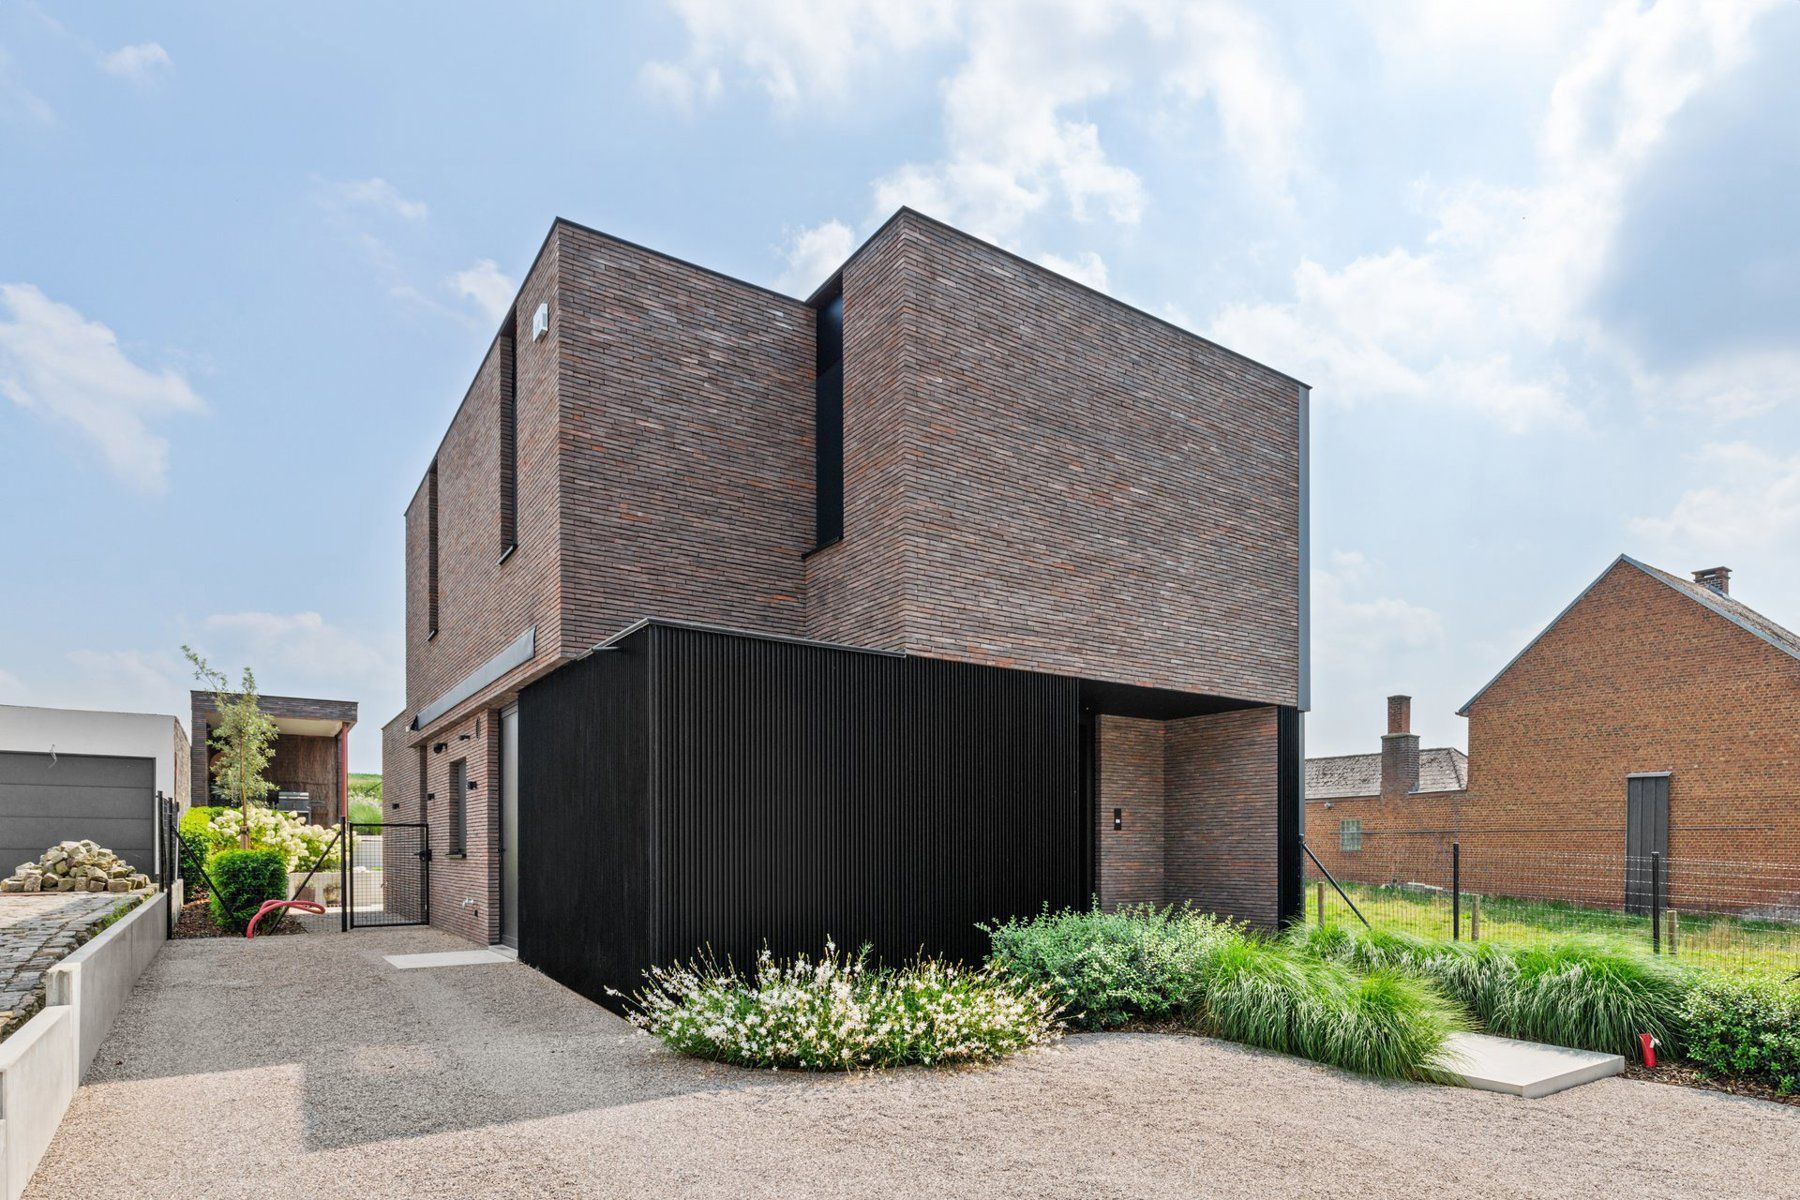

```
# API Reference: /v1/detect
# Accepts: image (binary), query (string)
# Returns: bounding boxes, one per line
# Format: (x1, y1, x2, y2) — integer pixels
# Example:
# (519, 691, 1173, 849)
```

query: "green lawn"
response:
(1305, 879, 1800, 982)
(348, 773, 381, 800)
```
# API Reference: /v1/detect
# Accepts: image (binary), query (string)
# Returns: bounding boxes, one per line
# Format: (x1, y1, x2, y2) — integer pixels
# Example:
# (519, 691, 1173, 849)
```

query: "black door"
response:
(1624, 773, 1669, 914)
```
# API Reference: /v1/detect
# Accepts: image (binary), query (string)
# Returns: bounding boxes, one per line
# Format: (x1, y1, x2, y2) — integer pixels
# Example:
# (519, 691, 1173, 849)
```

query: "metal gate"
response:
(345, 821, 429, 928)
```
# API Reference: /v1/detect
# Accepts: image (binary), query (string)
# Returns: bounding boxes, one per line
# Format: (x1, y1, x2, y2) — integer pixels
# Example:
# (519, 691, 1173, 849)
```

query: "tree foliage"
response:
(184, 646, 280, 848)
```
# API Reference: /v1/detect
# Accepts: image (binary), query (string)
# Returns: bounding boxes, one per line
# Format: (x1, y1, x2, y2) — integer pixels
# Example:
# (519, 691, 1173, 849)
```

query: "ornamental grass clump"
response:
(985, 906, 1462, 1079)
(1294, 925, 1690, 1057)
(618, 942, 1062, 1070)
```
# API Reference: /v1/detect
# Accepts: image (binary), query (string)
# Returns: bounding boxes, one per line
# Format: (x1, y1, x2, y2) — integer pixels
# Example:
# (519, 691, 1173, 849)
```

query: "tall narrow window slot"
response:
(448, 757, 468, 855)
(813, 286, 844, 548)
(426, 460, 440, 638)
(498, 313, 518, 559)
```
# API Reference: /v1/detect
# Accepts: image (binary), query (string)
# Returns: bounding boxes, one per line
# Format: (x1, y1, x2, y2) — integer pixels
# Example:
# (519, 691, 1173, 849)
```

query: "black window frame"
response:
(425, 460, 440, 638)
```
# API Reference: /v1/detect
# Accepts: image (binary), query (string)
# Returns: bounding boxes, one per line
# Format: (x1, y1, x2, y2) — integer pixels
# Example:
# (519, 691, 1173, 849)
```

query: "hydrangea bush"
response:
(617, 942, 1062, 1070)
(205, 806, 340, 873)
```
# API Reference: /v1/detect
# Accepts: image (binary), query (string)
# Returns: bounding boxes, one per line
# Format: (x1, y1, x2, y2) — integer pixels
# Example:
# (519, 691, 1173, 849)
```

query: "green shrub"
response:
(1294, 925, 1690, 1057)
(347, 797, 384, 826)
(179, 804, 231, 844)
(1682, 976, 1800, 1094)
(983, 904, 1236, 1029)
(617, 942, 1062, 1070)
(986, 906, 1462, 1079)
(207, 848, 289, 934)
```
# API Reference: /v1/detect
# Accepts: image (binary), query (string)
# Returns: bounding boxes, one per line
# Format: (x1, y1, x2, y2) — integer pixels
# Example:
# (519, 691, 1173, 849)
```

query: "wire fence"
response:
(1303, 832, 1800, 981)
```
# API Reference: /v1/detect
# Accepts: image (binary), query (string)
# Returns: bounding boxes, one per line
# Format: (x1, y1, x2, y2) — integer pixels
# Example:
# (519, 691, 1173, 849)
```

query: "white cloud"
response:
(446, 259, 516, 322)
(0, 45, 54, 124)
(1209, 0, 1781, 433)
(1308, 550, 1462, 753)
(0, 283, 204, 490)
(101, 42, 172, 84)
(776, 220, 856, 295)
(0, 666, 27, 703)
(59, 649, 189, 717)
(643, 0, 959, 109)
(199, 611, 396, 687)
(324, 177, 429, 222)
(1036, 249, 1109, 292)
(649, 0, 1301, 243)
(1630, 443, 1800, 553)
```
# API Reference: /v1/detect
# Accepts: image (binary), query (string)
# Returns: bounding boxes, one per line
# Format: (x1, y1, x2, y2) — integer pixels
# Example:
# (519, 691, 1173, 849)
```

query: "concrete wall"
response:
(45, 891, 167, 1076)
(0, 1005, 76, 1200)
(0, 891, 164, 1200)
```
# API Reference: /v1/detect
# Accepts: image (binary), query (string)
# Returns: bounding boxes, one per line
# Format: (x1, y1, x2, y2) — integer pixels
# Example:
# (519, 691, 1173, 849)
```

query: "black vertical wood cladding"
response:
(1276, 705, 1303, 929)
(518, 622, 1083, 1007)
(517, 635, 651, 1007)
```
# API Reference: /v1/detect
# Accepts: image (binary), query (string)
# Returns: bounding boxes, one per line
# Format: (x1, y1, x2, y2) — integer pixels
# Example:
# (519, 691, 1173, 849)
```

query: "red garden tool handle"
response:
(247, 899, 326, 938)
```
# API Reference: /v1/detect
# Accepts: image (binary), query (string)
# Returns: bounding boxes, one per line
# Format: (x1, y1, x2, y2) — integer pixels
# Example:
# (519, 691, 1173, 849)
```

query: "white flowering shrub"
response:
(205, 807, 341, 872)
(618, 942, 1063, 1070)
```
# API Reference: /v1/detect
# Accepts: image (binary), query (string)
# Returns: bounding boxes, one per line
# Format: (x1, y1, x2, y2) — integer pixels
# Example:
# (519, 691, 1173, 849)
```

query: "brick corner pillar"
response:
(1380, 694, 1420, 800)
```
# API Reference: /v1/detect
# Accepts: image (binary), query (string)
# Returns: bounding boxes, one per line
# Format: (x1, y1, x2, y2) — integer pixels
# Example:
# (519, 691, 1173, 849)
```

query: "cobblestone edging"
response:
(0, 892, 144, 1040)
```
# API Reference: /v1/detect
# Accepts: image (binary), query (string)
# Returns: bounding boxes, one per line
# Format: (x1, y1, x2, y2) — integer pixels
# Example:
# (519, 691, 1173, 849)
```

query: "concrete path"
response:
(28, 928, 1799, 1199)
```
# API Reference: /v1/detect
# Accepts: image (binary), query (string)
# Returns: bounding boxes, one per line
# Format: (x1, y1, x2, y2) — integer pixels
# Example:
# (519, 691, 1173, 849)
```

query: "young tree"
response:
(184, 647, 280, 849)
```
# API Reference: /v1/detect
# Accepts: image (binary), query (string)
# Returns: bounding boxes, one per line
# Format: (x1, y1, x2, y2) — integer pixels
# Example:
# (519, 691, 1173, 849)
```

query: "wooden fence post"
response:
(1470, 894, 1481, 943)
(1315, 880, 1325, 926)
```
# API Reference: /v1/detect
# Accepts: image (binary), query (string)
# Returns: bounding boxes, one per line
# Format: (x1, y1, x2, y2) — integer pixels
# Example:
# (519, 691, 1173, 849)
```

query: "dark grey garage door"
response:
(0, 750, 156, 877)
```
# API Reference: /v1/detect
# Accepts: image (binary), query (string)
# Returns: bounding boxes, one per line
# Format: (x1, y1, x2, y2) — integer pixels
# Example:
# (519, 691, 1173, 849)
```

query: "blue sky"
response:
(2, 0, 1797, 771)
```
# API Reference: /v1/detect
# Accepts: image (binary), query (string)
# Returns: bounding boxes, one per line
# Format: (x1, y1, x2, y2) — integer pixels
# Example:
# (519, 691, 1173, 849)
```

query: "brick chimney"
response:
(1691, 566, 1731, 596)
(1381, 694, 1420, 800)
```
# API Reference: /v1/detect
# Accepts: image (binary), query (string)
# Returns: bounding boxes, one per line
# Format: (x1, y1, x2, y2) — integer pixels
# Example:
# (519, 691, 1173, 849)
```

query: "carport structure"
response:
(189, 692, 357, 826)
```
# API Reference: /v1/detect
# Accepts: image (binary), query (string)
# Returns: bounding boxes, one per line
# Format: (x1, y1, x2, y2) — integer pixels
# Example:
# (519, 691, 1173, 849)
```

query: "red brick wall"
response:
(398, 708, 501, 944)
(1165, 707, 1280, 927)
(555, 222, 816, 657)
(808, 211, 1302, 705)
(1463, 560, 1800, 909)
(1301, 790, 1460, 891)
(1097, 717, 1165, 908)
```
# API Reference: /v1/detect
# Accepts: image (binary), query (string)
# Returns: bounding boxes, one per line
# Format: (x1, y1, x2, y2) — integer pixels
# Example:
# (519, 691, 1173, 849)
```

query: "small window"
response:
(813, 289, 844, 548)
(448, 757, 468, 855)
(1339, 818, 1362, 853)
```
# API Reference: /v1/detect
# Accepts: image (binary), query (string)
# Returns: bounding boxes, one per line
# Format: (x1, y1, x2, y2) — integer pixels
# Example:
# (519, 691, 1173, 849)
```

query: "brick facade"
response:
(806, 212, 1303, 706)
(389, 210, 1305, 944)
(1096, 707, 1283, 928)
(1459, 559, 1800, 908)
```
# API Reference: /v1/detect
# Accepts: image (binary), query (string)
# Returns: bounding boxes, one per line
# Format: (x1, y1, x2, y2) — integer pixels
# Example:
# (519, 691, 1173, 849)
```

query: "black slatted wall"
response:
(517, 633, 651, 1005)
(652, 623, 1084, 969)
(518, 621, 1085, 1007)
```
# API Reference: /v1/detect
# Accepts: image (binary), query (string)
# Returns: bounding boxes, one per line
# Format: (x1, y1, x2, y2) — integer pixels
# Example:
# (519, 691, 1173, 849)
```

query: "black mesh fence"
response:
(1304, 832, 1800, 981)
(347, 821, 429, 927)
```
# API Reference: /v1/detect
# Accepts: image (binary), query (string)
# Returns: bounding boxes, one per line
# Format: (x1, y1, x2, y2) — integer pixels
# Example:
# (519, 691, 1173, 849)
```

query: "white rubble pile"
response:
(1, 840, 152, 893)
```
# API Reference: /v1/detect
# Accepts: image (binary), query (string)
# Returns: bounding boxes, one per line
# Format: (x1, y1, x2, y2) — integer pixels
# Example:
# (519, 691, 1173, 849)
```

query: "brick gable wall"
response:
(1462, 561, 1800, 905)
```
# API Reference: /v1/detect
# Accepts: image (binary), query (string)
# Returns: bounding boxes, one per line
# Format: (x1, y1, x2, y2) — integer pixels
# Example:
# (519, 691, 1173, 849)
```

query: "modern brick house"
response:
(190, 692, 357, 826)
(1305, 557, 1799, 915)
(1303, 695, 1467, 883)
(383, 209, 1310, 1000)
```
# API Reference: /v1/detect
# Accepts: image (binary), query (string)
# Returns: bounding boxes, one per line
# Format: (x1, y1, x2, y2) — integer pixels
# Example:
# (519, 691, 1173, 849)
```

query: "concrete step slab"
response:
(1438, 1032, 1625, 1099)
(383, 949, 512, 970)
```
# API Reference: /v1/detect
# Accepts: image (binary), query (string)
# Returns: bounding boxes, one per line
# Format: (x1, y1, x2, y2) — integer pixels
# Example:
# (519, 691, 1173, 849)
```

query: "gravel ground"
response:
(29, 928, 1798, 1199)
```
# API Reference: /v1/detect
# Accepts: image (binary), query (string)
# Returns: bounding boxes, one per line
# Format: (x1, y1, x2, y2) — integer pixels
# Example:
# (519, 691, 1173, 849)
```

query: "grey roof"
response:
(1458, 555, 1800, 715)
(1305, 748, 1468, 801)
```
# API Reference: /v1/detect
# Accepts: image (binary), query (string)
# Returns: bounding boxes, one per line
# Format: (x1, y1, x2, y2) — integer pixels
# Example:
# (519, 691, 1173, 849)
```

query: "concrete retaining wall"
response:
(47, 892, 168, 1076)
(0, 891, 166, 1200)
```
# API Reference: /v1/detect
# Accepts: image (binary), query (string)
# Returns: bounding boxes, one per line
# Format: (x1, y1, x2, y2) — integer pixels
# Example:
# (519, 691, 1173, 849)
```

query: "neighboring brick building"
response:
(1303, 695, 1467, 885)
(384, 209, 1310, 985)
(1455, 556, 1800, 911)
(1305, 557, 1800, 916)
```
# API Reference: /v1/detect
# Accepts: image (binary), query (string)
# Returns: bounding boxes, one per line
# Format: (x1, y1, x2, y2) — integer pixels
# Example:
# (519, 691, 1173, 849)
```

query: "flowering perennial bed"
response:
(617, 942, 1062, 1070)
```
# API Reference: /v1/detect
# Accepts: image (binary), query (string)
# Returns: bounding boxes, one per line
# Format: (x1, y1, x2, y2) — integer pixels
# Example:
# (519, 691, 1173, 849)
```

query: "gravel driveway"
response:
(29, 927, 1797, 1199)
